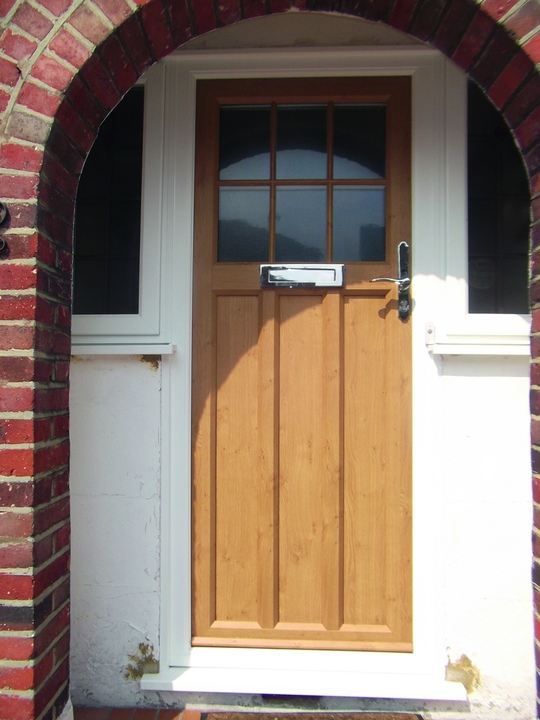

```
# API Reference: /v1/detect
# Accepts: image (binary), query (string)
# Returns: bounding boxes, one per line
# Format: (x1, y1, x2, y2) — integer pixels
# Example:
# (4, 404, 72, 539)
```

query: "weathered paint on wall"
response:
(69, 354, 534, 717)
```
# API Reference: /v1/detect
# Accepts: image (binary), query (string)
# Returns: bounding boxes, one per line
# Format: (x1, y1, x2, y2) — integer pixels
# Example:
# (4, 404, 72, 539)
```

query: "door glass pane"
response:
(275, 187, 326, 261)
(276, 106, 327, 180)
(334, 105, 386, 180)
(218, 187, 270, 261)
(219, 106, 271, 180)
(333, 187, 385, 261)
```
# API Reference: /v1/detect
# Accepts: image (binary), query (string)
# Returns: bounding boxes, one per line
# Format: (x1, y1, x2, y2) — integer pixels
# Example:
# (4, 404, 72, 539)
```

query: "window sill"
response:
(141, 667, 468, 702)
(425, 315, 530, 356)
(71, 343, 175, 356)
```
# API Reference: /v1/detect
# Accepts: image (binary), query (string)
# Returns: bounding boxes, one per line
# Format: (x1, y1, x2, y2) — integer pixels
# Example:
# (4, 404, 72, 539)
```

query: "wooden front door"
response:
(192, 77, 412, 651)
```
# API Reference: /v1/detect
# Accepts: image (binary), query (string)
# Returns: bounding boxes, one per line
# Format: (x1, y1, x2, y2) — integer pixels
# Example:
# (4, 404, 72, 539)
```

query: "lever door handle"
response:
(370, 241, 411, 320)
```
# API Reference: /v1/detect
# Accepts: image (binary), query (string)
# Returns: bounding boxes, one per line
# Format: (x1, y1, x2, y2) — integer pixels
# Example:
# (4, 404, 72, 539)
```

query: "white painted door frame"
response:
(141, 45, 470, 701)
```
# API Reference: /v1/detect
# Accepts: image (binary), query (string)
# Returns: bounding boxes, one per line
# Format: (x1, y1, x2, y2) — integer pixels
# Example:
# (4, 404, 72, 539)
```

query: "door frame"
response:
(142, 46, 468, 701)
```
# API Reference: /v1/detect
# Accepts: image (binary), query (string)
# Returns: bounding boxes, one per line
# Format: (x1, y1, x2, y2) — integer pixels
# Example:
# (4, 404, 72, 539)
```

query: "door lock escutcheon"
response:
(370, 241, 411, 320)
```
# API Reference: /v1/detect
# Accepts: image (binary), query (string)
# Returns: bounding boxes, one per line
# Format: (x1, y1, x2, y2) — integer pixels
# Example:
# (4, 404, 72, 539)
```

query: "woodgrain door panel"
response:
(192, 78, 412, 651)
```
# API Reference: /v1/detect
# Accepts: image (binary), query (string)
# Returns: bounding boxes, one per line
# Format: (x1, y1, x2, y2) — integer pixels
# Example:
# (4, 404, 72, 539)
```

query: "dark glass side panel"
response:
(276, 106, 327, 180)
(73, 86, 144, 314)
(218, 187, 270, 261)
(467, 81, 530, 314)
(219, 107, 271, 180)
(333, 105, 386, 180)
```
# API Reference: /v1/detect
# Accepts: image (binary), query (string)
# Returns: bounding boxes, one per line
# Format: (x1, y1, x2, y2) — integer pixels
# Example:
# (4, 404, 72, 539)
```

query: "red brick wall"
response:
(1, 1, 540, 718)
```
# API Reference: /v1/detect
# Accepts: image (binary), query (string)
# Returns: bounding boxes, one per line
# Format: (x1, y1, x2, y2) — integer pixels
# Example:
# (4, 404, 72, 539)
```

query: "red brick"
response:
(38, 180, 73, 224)
(189, 0, 218, 35)
(0, 89, 10, 112)
(37, 207, 73, 250)
(0, 635, 34, 662)
(55, 304, 71, 329)
(34, 443, 69, 475)
(64, 75, 106, 133)
(0, 143, 42, 173)
(164, 0, 194, 45)
(505, 0, 540, 38)
(34, 655, 69, 717)
(34, 552, 69, 597)
(17, 82, 61, 117)
(41, 153, 78, 199)
(0, 356, 35, 382)
(1, 29, 38, 63)
(0, 541, 32, 568)
(0, 264, 37, 290)
(34, 605, 69, 656)
(94, 0, 132, 25)
(35, 327, 71, 356)
(99, 34, 139, 94)
(0, 420, 36, 444)
(241, 0, 267, 19)
(0, 295, 37, 321)
(140, 1, 176, 60)
(0, 55, 22, 86)
(34, 648, 54, 687)
(0, 511, 33, 538)
(31, 55, 73, 92)
(13, 4, 53, 41)
(80, 53, 122, 111)
(34, 535, 54, 567)
(52, 577, 69, 610)
(34, 498, 69, 536)
(0, 174, 38, 200)
(489, 51, 535, 110)
(34, 389, 69, 413)
(117, 14, 153, 75)
(49, 28, 92, 68)
(69, 5, 111, 45)
(54, 524, 70, 554)
(524, 31, 540, 67)
(388, 0, 417, 32)
(0, 385, 34, 412)
(0, 693, 33, 720)
(505, 74, 540, 127)
(2, 202, 37, 232)
(481, 0, 522, 21)
(0, 326, 35, 351)
(452, 10, 494, 71)
(0, 0, 17, 17)
(0, 572, 34, 600)
(54, 101, 95, 155)
(0, 481, 34, 508)
(6, 109, 51, 145)
(39, 0, 72, 15)
(0, 448, 34, 476)
(469, 26, 517, 90)
(216, 0, 241, 26)
(432, 0, 476, 55)
(515, 104, 540, 152)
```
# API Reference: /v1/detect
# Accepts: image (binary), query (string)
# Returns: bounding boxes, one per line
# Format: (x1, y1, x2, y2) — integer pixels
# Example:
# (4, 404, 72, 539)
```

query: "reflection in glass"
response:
(218, 187, 270, 261)
(334, 105, 386, 180)
(333, 187, 385, 262)
(219, 106, 271, 180)
(275, 187, 326, 261)
(276, 106, 327, 180)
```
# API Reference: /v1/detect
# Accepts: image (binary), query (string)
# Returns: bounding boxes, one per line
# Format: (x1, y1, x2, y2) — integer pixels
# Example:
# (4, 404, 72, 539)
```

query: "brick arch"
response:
(1, 1, 540, 718)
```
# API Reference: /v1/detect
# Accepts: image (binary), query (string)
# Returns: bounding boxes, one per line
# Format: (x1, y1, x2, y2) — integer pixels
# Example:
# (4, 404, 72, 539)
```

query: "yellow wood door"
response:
(192, 77, 412, 651)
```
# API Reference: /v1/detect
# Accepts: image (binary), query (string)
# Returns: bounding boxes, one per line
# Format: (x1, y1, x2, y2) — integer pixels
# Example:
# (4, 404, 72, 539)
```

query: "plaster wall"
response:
(69, 353, 535, 717)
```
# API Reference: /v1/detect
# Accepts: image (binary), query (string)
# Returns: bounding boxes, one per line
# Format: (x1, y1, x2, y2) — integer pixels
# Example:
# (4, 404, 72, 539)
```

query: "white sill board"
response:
(71, 344, 175, 355)
(141, 667, 467, 702)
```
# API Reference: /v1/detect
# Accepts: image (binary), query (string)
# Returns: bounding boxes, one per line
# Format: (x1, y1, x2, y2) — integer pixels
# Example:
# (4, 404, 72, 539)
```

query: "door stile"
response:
(258, 290, 279, 629)
(321, 291, 343, 632)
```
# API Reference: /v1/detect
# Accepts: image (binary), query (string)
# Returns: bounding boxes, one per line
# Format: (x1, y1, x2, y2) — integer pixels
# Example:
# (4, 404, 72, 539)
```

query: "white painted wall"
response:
(69, 352, 535, 717)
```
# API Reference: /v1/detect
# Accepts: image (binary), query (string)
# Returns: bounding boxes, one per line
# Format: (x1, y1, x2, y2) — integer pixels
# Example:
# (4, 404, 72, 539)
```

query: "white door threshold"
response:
(141, 667, 468, 702)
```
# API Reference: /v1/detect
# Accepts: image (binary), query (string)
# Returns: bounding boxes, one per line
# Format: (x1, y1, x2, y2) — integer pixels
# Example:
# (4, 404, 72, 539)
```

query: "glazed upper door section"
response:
(192, 77, 412, 651)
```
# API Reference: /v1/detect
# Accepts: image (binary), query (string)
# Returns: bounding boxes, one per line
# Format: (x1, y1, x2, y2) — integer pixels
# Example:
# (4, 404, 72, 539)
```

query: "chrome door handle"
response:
(370, 241, 411, 320)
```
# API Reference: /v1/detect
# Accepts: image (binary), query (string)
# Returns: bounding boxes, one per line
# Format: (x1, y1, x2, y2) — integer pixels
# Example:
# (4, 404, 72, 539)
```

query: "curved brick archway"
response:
(1, 1, 540, 718)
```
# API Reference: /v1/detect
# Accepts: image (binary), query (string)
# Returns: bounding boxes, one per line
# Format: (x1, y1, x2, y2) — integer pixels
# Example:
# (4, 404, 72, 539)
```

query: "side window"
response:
(73, 87, 144, 315)
(467, 80, 530, 314)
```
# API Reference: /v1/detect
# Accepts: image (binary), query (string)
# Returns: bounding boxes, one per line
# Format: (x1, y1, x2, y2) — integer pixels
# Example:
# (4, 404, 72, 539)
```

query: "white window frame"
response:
(71, 63, 174, 354)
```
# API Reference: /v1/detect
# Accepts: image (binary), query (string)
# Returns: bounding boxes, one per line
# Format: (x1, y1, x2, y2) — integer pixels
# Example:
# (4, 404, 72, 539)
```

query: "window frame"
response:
(71, 63, 173, 353)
